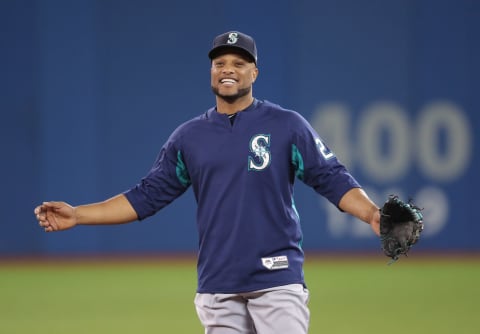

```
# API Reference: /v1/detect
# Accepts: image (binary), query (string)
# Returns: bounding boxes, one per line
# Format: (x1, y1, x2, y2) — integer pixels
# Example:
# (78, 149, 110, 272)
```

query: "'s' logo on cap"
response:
(227, 32, 238, 44)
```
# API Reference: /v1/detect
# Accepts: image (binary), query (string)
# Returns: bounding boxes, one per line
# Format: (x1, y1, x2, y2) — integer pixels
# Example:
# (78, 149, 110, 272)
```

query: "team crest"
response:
(248, 134, 271, 171)
(227, 32, 239, 44)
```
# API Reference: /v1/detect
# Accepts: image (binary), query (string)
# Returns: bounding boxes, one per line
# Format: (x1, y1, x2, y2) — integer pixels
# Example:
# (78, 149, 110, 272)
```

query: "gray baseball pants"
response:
(194, 284, 310, 334)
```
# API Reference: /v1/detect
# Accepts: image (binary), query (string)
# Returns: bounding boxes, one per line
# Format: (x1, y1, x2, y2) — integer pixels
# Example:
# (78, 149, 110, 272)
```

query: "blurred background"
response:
(1, 0, 479, 257)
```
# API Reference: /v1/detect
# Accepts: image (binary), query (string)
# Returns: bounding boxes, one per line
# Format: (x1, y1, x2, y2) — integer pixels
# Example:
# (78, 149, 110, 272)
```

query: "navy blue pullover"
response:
(124, 99, 360, 293)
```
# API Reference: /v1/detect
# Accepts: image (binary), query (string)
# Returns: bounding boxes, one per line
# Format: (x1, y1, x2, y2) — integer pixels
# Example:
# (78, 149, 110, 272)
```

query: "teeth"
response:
(221, 79, 236, 84)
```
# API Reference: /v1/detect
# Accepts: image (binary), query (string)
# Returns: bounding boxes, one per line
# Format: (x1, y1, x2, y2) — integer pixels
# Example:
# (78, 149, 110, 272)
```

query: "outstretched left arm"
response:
(338, 188, 380, 236)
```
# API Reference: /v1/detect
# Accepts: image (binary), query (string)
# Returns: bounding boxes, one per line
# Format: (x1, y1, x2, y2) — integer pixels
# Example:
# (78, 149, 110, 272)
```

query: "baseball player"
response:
(35, 31, 381, 334)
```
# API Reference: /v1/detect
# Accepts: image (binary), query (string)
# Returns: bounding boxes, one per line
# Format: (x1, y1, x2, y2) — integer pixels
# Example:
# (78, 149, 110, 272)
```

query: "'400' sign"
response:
(310, 100, 473, 240)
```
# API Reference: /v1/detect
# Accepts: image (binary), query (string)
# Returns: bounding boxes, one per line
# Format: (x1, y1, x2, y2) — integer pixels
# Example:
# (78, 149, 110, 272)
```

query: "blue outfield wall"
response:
(1, 0, 478, 255)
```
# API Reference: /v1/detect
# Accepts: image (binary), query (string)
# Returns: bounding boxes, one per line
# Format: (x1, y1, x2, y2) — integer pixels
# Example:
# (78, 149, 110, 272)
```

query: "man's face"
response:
(211, 53, 258, 103)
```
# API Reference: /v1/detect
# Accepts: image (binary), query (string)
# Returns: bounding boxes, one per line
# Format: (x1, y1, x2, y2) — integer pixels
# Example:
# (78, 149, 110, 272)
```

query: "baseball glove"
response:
(380, 195, 424, 263)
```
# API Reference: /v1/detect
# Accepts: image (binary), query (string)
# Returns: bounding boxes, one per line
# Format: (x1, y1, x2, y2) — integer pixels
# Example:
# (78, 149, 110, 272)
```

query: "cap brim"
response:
(208, 46, 256, 64)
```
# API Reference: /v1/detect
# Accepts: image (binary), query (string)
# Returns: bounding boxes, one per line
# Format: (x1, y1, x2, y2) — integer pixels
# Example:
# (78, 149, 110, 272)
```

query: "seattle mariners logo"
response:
(248, 134, 271, 171)
(227, 32, 239, 44)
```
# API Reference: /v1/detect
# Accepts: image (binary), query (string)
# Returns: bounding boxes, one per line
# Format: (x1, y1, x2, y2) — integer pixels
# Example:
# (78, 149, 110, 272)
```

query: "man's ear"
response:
(252, 67, 259, 83)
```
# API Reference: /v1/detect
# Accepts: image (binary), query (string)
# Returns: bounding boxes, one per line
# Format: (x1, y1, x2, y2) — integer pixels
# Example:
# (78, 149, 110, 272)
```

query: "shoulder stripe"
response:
(176, 151, 191, 187)
(291, 144, 305, 181)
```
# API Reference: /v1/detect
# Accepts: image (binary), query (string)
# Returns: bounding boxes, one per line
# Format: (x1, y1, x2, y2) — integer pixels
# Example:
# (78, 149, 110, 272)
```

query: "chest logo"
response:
(248, 134, 271, 171)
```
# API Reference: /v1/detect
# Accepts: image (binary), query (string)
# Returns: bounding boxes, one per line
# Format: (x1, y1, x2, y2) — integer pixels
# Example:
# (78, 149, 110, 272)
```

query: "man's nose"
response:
(221, 65, 234, 74)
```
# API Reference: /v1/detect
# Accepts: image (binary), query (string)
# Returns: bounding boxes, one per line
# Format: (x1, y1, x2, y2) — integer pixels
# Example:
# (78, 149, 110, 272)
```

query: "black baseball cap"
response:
(208, 31, 257, 64)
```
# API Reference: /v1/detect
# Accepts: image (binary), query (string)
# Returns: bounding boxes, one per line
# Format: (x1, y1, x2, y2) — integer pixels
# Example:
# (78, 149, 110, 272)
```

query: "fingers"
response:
(43, 226, 54, 232)
(36, 213, 53, 232)
(34, 208, 46, 223)
(38, 221, 57, 232)
(34, 202, 56, 232)
(34, 202, 54, 216)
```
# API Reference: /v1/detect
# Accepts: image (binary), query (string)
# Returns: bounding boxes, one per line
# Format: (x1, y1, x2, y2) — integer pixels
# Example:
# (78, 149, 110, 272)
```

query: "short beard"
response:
(211, 86, 251, 104)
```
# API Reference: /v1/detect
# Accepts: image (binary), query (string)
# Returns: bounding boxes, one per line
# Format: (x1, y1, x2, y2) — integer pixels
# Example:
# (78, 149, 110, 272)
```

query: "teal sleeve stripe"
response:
(291, 147, 304, 251)
(291, 144, 305, 181)
(291, 195, 300, 220)
(176, 150, 191, 187)
(291, 195, 302, 250)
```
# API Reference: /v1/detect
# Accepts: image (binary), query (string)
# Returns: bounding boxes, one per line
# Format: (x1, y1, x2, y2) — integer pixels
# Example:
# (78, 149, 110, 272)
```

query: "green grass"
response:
(1, 256, 479, 333)
(306, 257, 480, 334)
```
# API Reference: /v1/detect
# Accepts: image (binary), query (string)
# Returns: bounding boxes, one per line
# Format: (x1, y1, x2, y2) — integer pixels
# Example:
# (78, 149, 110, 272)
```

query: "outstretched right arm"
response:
(34, 194, 138, 232)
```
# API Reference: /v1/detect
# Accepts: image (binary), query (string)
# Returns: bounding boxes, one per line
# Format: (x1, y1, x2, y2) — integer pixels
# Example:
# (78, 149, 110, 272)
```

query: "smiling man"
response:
(34, 31, 381, 334)
(209, 31, 259, 111)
